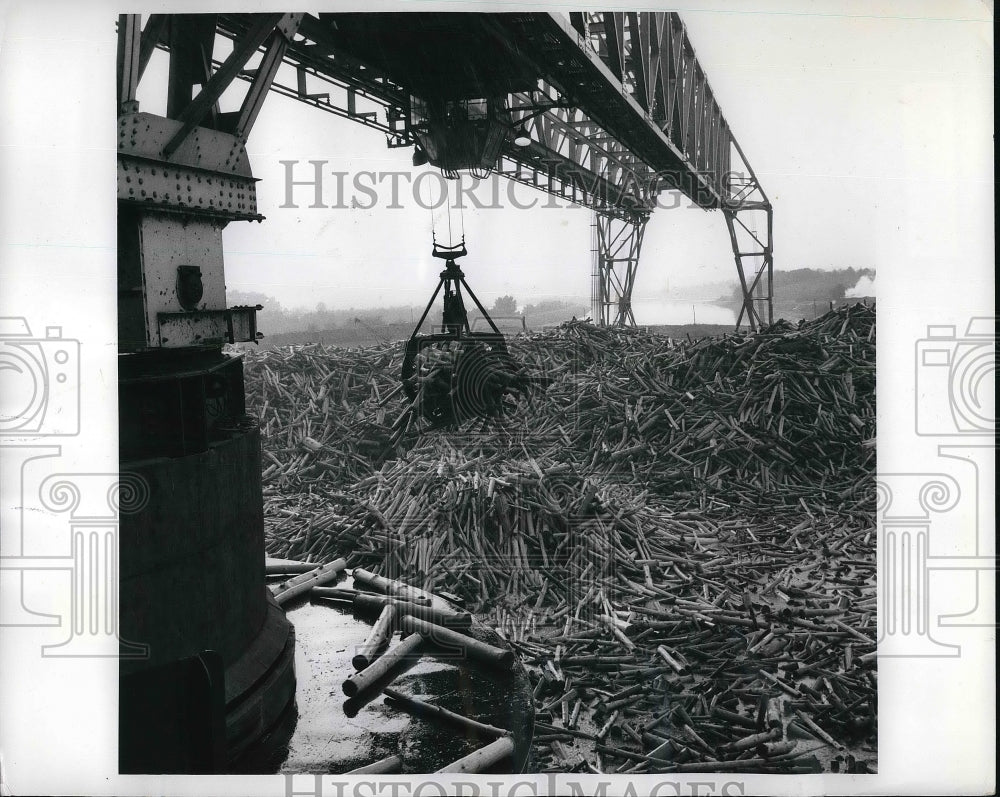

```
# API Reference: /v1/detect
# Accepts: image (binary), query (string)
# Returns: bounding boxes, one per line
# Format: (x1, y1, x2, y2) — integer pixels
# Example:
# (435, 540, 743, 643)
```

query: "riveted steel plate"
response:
(118, 111, 254, 174)
(119, 155, 262, 221)
(118, 111, 263, 221)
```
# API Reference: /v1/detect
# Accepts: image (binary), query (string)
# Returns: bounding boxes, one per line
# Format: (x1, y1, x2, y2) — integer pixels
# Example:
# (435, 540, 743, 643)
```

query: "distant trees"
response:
(227, 290, 282, 314)
(724, 267, 876, 322)
(226, 290, 590, 335)
(727, 268, 874, 305)
(520, 299, 590, 327)
(491, 295, 518, 315)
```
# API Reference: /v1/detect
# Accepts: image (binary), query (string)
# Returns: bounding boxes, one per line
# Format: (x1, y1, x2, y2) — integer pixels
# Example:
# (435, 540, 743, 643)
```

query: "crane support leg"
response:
(723, 202, 774, 332)
(591, 212, 647, 327)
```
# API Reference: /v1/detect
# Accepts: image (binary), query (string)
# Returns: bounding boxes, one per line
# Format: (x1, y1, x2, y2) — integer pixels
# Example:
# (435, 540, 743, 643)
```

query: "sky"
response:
(122, 2, 994, 314)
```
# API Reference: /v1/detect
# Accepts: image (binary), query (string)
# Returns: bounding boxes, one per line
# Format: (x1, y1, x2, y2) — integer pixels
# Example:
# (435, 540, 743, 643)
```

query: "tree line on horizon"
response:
(227, 290, 590, 335)
(229, 267, 873, 335)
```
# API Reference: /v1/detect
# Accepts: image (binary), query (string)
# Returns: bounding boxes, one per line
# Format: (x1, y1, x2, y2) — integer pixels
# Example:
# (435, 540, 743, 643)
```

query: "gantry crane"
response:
(115, 11, 772, 770)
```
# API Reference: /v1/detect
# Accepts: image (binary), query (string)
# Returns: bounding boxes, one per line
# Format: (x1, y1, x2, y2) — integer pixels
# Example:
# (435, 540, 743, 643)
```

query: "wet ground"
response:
(266, 572, 534, 774)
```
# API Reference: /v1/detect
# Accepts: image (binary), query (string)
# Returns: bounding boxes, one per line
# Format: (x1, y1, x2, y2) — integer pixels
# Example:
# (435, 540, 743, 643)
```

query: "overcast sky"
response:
(0, 0, 992, 321)
(116, 3, 992, 313)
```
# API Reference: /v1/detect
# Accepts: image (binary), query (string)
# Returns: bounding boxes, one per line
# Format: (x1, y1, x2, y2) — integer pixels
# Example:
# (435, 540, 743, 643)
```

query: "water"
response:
(271, 574, 534, 774)
(629, 298, 736, 326)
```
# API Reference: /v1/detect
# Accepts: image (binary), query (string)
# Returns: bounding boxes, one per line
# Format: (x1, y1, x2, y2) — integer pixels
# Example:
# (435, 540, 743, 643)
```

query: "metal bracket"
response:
(157, 306, 263, 347)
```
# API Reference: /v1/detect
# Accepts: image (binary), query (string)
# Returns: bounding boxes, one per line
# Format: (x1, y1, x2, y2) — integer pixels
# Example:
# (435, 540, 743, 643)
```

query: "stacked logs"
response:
(241, 304, 876, 772)
(243, 305, 874, 508)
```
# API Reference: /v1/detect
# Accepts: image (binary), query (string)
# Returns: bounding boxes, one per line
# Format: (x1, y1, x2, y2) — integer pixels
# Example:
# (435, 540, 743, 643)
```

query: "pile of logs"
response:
(242, 304, 877, 773)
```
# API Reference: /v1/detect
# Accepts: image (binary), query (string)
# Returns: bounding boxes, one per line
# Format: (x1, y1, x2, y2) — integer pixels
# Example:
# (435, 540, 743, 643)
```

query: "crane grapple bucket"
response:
(401, 249, 538, 426)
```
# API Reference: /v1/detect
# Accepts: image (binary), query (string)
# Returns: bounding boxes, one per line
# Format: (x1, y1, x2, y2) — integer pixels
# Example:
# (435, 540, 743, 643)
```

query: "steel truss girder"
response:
(135, 12, 772, 328)
(578, 11, 734, 199)
(502, 12, 730, 208)
(592, 213, 647, 327)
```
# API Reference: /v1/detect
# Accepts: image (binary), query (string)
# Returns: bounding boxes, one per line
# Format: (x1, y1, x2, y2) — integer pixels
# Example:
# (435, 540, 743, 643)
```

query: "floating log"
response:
(311, 587, 473, 629)
(398, 615, 513, 668)
(342, 631, 424, 697)
(265, 560, 319, 575)
(353, 567, 432, 603)
(352, 604, 397, 670)
(434, 736, 516, 774)
(271, 558, 347, 606)
(383, 687, 510, 739)
(345, 754, 403, 774)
